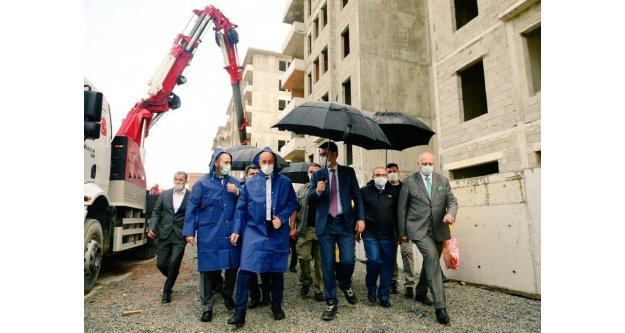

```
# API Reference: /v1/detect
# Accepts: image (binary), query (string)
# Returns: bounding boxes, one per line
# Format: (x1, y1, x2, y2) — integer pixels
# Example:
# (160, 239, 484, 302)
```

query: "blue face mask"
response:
(420, 165, 433, 176)
(220, 164, 231, 176)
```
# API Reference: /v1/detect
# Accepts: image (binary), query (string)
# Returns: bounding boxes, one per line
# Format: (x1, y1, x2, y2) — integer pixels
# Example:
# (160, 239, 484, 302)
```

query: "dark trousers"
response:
(289, 237, 298, 269)
(155, 236, 186, 293)
(199, 269, 237, 312)
(249, 272, 271, 301)
(235, 270, 284, 311)
(318, 215, 355, 305)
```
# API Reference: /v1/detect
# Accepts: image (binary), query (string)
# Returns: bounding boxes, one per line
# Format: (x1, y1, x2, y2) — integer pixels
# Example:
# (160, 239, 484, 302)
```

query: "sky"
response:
(85, 0, 292, 189)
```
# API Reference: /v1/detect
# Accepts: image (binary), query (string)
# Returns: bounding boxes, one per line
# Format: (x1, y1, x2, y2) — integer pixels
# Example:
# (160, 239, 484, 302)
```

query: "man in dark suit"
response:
(308, 141, 365, 321)
(398, 152, 458, 325)
(147, 171, 190, 304)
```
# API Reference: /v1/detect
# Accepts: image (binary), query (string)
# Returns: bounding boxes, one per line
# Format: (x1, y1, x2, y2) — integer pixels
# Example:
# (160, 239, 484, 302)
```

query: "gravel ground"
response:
(84, 245, 540, 332)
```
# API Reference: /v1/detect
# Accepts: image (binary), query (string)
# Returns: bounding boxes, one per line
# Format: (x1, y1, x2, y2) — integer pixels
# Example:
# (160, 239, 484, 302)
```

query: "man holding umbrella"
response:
(308, 141, 365, 321)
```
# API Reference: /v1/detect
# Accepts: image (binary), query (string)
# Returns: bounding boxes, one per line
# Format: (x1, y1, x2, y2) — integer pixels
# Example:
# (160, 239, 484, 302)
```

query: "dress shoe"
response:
(224, 295, 235, 310)
(227, 310, 246, 327)
(300, 284, 310, 297)
(414, 293, 434, 306)
(435, 308, 450, 325)
(390, 281, 398, 294)
(249, 297, 260, 309)
(341, 287, 358, 304)
(161, 291, 171, 304)
(271, 304, 286, 320)
(404, 287, 414, 299)
(321, 304, 337, 321)
(289, 265, 297, 273)
(367, 293, 377, 303)
(379, 299, 392, 308)
(314, 292, 325, 302)
(200, 310, 212, 322)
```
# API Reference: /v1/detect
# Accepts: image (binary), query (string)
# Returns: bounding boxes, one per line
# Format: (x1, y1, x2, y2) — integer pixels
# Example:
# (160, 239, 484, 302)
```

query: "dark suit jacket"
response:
(149, 188, 190, 242)
(397, 172, 458, 242)
(308, 165, 365, 235)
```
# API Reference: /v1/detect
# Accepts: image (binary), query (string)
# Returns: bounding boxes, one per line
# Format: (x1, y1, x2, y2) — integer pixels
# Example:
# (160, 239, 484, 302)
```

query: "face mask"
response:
(420, 165, 433, 176)
(174, 184, 184, 191)
(374, 177, 387, 188)
(387, 172, 399, 182)
(220, 164, 231, 176)
(319, 156, 327, 167)
(261, 164, 274, 175)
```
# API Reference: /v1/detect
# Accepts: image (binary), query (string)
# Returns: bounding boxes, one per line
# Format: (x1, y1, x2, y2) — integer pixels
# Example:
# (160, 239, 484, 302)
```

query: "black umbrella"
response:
(279, 162, 311, 184)
(368, 112, 435, 151)
(272, 101, 392, 150)
(223, 145, 288, 171)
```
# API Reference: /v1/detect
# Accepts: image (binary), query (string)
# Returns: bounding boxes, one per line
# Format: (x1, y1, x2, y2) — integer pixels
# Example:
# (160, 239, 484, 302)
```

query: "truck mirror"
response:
(85, 122, 101, 140)
(84, 90, 103, 122)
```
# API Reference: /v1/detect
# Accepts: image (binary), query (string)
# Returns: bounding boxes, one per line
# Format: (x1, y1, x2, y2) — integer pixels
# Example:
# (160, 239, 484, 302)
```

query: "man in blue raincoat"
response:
(227, 147, 297, 327)
(183, 149, 241, 323)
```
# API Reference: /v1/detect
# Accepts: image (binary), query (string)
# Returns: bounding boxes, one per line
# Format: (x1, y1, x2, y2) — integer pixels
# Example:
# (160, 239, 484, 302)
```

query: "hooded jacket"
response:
(182, 148, 241, 272)
(232, 147, 297, 273)
(360, 179, 399, 240)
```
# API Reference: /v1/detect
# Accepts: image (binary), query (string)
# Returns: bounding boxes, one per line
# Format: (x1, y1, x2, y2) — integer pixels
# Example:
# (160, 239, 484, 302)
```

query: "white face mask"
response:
(261, 164, 274, 175)
(387, 172, 399, 182)
(220, 164, 231, 176)
(420, 165, 433, 176)
(374, 177, 387, 188)
(319, 156, 328, 167)
(174, 184, 184, 191)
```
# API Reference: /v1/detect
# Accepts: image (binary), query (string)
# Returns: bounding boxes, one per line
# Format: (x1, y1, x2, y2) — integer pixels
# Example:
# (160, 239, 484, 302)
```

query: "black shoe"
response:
(415, 293, 434, 306)
(436, 308, 450, 325)
(379, 300, 392, 308)
(390, 281, 398, 294)
(289, 266, 297, 273)
(321, 304, 337, 321)
(341, 288, 357, 304)
(404, 287, 414, 299)
(224, 295, 235, 310)
(367, 293, 377, 303)
(161, 291, 171, 303)
(314, 292, 325, 302)
(271, 304, 286, 320)
(227, 310, 246, 327)
(300, 284, 310, 297)
(249, 298, 260, 309)
(200, 310, 212, 322)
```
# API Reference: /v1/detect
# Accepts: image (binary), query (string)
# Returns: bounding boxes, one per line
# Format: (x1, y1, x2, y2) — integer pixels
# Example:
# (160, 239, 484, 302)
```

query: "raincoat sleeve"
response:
(276, 179, 297, 226)
(182, 181, 202, 237)
(232, 184, 248, 236)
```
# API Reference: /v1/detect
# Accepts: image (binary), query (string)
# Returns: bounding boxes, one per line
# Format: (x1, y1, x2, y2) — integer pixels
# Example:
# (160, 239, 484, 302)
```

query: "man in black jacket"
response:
(359, 167, 399, 308)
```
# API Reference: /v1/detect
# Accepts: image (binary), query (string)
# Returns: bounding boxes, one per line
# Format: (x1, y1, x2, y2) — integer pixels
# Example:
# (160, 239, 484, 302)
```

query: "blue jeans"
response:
(234, 270, 284, 311)
(363, 236, 396, 302)
(318, 215, 355, 305)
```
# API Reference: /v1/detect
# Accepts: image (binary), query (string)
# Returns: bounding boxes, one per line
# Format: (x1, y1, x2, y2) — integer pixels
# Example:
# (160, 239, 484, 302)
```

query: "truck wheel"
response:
(84, 219, 103, 294)
(132, 236, 157, 260)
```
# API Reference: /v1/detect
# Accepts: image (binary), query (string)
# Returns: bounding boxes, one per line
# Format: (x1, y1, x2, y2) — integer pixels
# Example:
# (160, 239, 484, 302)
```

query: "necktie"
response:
(425, 176, 432, 198)
(329, 169, 339, 217)
(266, 176, 272, 221)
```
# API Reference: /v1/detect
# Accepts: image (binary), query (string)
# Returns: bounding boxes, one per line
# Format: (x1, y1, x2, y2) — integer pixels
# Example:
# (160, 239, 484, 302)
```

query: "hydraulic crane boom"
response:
(116, 5, 249, 148)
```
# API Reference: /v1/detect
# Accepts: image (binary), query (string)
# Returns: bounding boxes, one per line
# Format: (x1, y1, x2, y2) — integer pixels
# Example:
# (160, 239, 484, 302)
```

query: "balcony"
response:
(243, 84, 253, 102)
(280, 58, 305, 91)
(280, 97, 306, 119)
(242, 64, 253, 83)
(281, 21, 305, 59)
(279, 135, 307, 162)
(282, 0, 304, 24)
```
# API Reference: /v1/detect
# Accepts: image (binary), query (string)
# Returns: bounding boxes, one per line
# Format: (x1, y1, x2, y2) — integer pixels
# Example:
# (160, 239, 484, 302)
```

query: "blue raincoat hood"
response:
(252, 146, 280, 174)
(209, 148, 232, 177)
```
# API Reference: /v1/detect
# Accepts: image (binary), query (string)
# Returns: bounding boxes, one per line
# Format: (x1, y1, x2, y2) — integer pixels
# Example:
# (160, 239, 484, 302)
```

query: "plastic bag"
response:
(443, 236, 460, 269)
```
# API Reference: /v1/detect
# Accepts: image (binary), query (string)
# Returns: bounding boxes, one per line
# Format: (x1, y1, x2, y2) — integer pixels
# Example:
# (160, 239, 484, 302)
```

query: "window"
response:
(342, 78, 351, 105)
(278, 100, 286, 110)
(307, 34, 312, 55)
(308, 153, 314, 163)
(342, 0, 349, 9)
(523, 26, 541, 94)
(341, 27, 350, 58)
(321, 3, 328, 29)
(454, 0, 478, 30)
(307, 73, 312, 95)
(345, 144, 353, 165)
(321, 47, 328, 74)
(322, 92, 329, 101)
(450, 161, 499, 180)
(279, 80, 285, 92)
(314, 17, 319, 40)
(314, 57, 320, 82)
(459, 60, 488, 121)
(278, 140, 286, 152)
(279, 60, 287, 72)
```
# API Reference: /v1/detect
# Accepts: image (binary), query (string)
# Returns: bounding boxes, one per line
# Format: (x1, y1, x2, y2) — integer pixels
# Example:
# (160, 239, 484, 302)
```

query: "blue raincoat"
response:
(232, 147, 297, 273)
(182, 148, 242, 272)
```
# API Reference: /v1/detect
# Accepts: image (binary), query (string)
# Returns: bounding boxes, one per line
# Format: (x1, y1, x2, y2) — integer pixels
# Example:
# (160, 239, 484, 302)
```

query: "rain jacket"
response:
(182, 148, 242, 272)
(232, 147, 297, 273)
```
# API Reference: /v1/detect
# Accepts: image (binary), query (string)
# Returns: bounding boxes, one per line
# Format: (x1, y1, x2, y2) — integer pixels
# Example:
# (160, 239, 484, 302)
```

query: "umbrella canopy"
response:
(272, 101, 392, 150)
(222, 145, 288, 171)
(368, 112, 435, 151)
(279, 162, 312, 184)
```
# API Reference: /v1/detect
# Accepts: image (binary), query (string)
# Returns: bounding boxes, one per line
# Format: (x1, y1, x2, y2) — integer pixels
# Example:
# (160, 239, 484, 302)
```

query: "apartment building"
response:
(279, 0, 541, 297)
